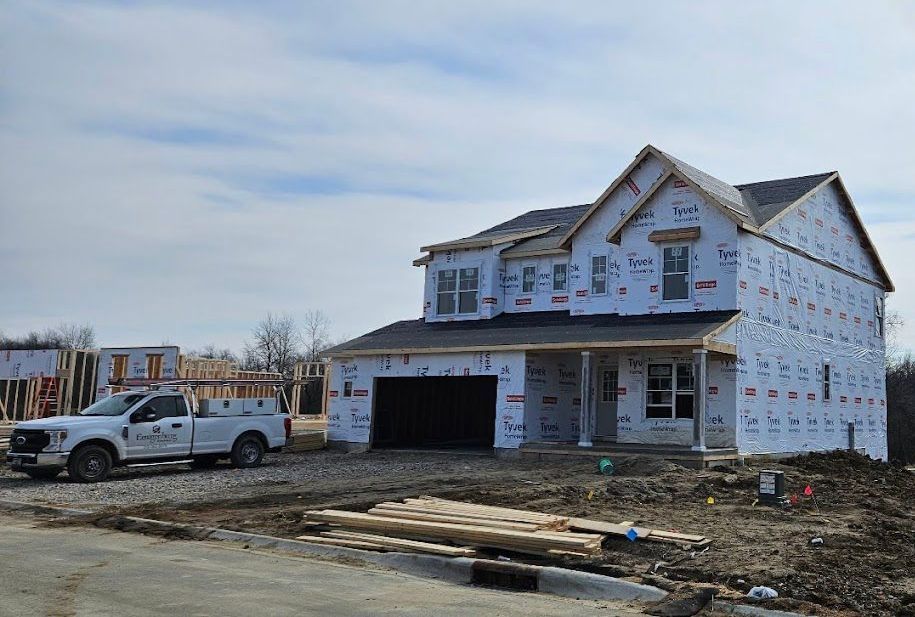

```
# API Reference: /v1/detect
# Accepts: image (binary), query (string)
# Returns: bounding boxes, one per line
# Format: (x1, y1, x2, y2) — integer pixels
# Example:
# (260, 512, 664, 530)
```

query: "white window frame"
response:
(435, 265, 480, 316)
(874, 294, 884, 338)
(661, 244, 691, 302)
(521, 263, 537, 295)
(645, 361, 694, 419)
(343, 380, 353, 398)
(590, 254, 608, 296)
(552, 262, 568, 292)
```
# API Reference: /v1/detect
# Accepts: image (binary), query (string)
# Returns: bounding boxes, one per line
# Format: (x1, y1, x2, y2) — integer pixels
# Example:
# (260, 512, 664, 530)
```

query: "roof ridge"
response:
(734, 171, 836, 189)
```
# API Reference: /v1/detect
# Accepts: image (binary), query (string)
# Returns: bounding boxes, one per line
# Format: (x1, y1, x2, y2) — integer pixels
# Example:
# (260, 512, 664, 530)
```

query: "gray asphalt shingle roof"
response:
(324, 310, 739, 355)
(735, 172, 835, 226)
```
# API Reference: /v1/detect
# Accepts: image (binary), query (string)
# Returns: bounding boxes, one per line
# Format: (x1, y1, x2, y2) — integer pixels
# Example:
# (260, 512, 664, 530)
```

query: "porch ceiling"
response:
(325, 310, 739, 357)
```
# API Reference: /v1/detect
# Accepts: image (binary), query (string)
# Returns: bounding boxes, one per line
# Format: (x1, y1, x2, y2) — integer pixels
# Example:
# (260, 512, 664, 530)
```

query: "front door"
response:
(595, 365, 618, 437)
(126, 395, 193, 459)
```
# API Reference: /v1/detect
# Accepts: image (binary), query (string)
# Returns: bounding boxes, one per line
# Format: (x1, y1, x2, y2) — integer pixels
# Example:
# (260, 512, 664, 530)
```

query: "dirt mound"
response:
(611, 455, 687, 476)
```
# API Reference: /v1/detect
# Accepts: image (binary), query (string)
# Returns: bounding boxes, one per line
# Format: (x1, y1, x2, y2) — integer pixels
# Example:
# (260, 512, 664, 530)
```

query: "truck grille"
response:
(9, 430, 50, 454)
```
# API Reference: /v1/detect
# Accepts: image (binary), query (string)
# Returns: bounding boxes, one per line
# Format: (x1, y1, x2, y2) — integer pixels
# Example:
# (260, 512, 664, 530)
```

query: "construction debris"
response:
(298, 496, 710, 559)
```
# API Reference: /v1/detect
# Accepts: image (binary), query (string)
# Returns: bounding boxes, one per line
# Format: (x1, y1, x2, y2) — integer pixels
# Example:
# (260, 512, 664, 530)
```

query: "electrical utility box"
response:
(758, 469, 787, 505)
(198, 398, 277, 417)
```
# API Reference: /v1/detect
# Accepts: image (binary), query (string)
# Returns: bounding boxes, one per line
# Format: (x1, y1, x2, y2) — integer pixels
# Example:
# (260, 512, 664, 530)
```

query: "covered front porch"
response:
(522, 339, 738, 466)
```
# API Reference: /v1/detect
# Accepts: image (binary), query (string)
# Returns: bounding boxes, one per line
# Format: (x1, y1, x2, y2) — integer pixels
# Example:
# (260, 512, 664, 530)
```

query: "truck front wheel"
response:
(230, 434, 264, 468)
(67, 445, 112, 483)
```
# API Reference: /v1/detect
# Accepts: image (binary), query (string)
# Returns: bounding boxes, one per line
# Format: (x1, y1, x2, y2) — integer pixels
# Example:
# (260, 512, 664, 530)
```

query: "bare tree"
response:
(886, 307, 905, 366)
(188, 344, 238, 362)
(242, 313, 301, 377)
(301, 310, 332, 362)
(55, 322, 97, 349)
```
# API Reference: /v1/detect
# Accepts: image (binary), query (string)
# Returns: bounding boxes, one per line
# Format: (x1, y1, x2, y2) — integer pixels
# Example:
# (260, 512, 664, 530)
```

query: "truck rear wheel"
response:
(25, 468, 61, 480)
(230, 434, 264, 468)
(67, 445, 112, 483)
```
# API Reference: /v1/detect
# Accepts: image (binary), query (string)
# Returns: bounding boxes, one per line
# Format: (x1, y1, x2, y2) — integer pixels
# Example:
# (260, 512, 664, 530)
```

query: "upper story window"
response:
(553, 262, 568, 292)
(874, 295, 884, 338)
(591, 255, 608, 295)
(437, 267, 480, 315)
(522, 265, 536, 294)
(662, 245, 690, 301)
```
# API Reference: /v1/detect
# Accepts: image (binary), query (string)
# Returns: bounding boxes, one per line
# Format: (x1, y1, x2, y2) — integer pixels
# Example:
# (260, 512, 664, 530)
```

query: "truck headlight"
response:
(44, 430, 68, 452)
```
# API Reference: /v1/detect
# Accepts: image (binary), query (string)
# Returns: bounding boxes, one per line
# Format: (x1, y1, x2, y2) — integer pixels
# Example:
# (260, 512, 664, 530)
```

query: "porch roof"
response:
(325, 310, 740, 357)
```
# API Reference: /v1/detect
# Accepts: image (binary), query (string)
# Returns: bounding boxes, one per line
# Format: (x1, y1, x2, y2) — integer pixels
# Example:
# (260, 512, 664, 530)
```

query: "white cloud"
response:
(1, 1, 914, 351)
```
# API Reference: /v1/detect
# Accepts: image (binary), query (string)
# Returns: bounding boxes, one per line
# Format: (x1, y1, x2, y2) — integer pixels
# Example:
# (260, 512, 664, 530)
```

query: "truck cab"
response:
(6, 390, 292, 482)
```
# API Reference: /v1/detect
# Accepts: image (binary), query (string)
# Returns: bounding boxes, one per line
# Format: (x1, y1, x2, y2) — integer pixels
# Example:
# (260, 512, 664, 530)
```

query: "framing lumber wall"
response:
(291, 361, 328, 417)
(0, 349, 99, 421)
(176, 356, 280, 400)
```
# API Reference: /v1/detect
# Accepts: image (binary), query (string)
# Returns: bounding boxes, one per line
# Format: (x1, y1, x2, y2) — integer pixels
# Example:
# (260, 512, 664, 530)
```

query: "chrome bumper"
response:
(6, 451, 70, 469)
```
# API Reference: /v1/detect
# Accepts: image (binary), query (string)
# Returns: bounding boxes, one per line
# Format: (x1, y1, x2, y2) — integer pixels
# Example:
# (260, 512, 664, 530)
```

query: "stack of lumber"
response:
(569, 517, 710, 548)
(299, 497, 603, 558)
(286, 430, 326, 452)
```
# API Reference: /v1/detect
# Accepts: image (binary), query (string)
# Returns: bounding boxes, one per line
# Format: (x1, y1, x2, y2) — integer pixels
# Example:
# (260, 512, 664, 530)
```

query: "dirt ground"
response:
(96, 449, 914, 617)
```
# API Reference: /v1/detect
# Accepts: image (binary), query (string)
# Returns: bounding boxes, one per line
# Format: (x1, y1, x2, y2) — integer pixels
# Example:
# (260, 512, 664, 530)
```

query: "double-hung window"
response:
(343, 380, 353, 398)
(662, 245, 690, 301)
(646, 362, 694, 419)
(591, 255, 608, 295)
(437, 267, 479, 315)
(522, 265, 536, 294)
(874, 295, 884, 338)
(553, 263, 568, 292)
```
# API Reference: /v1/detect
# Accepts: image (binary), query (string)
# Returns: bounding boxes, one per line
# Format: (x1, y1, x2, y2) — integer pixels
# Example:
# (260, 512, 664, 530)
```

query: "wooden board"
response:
(320, 531, 476, 557)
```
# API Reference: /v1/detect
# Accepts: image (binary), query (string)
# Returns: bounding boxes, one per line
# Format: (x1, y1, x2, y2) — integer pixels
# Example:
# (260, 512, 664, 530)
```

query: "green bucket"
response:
(598, 458, 614, 475)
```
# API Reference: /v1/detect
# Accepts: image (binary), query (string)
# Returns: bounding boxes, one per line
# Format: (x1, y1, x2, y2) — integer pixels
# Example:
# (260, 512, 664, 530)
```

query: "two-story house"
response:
(324, 145, 893, 462)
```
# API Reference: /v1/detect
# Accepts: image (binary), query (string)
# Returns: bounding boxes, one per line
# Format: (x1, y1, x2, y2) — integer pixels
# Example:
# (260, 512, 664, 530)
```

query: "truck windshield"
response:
(79, 393, 146, 416)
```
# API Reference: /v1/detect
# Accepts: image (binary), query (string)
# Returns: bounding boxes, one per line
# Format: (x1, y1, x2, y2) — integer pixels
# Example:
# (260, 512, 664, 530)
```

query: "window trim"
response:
(660, 243, 692, 303)
(552, 261, 568, 292)
(521, 263, 537, 295)
(590, 254, 609, 296)
(645, 360, 694, 420)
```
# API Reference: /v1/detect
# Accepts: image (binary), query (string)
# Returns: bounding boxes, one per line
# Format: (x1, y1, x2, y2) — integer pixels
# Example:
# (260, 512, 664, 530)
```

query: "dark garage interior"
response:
(372, 376, 497, 448)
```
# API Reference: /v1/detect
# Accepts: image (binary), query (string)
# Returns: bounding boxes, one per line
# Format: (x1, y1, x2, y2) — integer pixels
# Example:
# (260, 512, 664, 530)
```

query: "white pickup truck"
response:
(5, 390, 292, 482)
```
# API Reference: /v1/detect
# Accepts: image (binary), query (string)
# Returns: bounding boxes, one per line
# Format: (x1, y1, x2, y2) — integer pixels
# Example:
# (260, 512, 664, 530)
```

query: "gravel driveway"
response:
(0, 450, 506, 508)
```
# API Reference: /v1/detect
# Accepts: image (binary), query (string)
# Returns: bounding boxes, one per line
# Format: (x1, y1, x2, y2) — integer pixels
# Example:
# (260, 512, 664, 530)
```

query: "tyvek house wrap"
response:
(523, 352, 581, 441)
(95, 347, 181, 399)
(0, 349, 59, 379)
(326, 351, 527, 448)
(735, 182, 887, 460)
(615, 351, 738, 448)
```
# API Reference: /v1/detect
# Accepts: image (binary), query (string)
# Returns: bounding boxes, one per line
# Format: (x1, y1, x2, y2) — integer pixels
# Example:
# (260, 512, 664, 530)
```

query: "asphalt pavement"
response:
(0, 513, 647, 616)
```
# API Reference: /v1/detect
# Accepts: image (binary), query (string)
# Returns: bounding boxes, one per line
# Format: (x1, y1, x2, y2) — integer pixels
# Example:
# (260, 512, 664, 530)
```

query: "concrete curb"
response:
(708, 602, 807, 617)
(0, 499, 797, 614)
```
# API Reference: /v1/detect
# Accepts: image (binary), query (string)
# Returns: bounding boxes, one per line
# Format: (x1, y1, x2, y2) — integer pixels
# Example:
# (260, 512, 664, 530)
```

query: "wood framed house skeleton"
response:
(325, 145, 893, 462)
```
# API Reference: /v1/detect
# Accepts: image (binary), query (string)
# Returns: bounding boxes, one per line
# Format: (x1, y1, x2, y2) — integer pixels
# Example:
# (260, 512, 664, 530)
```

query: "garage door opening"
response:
(372, 376, 497, 449)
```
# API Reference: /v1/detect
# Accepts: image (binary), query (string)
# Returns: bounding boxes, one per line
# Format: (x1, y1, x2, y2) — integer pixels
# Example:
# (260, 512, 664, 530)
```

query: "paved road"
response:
(0, 514, 646, 616)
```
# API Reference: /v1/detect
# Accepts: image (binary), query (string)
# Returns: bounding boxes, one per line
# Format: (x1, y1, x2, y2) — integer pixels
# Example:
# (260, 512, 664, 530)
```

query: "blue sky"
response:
(1, 1, 914, 352)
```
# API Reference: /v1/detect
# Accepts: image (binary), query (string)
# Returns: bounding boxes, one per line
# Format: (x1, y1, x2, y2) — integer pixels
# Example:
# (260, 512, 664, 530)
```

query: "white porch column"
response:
(579, 351, 594, 447)
(692, 348, 708, 451)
